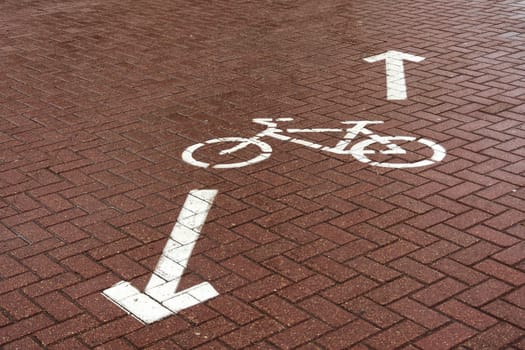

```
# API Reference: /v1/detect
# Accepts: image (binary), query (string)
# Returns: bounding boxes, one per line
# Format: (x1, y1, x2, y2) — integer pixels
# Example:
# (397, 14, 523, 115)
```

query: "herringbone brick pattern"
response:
(0, 0, 523, 348)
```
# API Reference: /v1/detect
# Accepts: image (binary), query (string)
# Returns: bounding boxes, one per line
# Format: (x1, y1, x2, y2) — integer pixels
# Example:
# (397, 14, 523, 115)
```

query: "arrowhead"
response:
(103, 281, 172, 324)
(103, 281, 219, 324)
(102, 189, 220, 325)
(364, 50, 425, 63)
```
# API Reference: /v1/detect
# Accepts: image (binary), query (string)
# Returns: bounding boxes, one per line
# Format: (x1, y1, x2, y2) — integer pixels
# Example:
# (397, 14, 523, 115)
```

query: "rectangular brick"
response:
(351, 194, 395, 215)
(0, 291, 40, 320)
(280, 275, 335, 302)
(386, 194, 433, 214)
(0, 314, 53, 345)
(23, 254, 65, 278)
(352, 223, 397, 245)
(3, 208, 50, 228)
(459, 194, 507, 215)
(410, 240, 461, 264)
(389, 257, 444, 283)
(415, 322, 476, 350)
(245, 239, 297, 262)
(35, 291, 82, 321)
(406, 209, 454, 230)
(101, 254, 148, 280)
(365, 320, 426, 350)
(3, 336, 46, 350)
(462, 323, 524, 350)
(23, 272, 80, 298)
(457, 278, 513, 307)
(0, 254, 27, 278)
(12, 222, 52, 243)
(466, 225, 519, 247)
(445, 209, 492, 230)
(173, 317, 236, 349)
(344, 296, 401, 328)
(269, 318, 330, 349)
(366, 276, 423, 305)
(263, 256, 314, 282)
(61, 254, 107, 278)
(437, 299, 497, 330)
(233, 275, 291, 302)
(273, 223, 317, 244)
(292, 208, 339, 228)
(482, 300, 525, 329)
(50, 238, 102, 260)
(305, 255, 357, 282)
(88, 237, 142, 260)
(413, 278, 468, 306)
(439, 182, 482, 200)
(309, 223, 357, 245)
(253, 295, 308, 326)
(474, 259, 525, 286)
(12, 238, 65, 259)
(35, 314, 98, 345)
(329, 208, 378, 229)
(299, 295, 355, 327)
(279, 194, 323, 213)
(63, 272, 119, 299)
(326, 239, 377, 263)
(347, 256, 400, 282)
(485, 209, 525, 230)
(285, 239, 337, 262)
(423, 194, 470, 214)
(367, 240, 419, 264)
(432, 258, 488, 285)
(317, 319, 378, 350)
(256, 208, 302, 228)
(221, 317, 285, 349)
(0, 272, 39, 295)
(321, 275, 377, 304)
(492, 241, 525, 264)
(315, 194, 358, 213)
(81, 316, 142, 347)
(389, 297, 449, 329)
(449, 241, 501, 265)
(404, 182, 447, 199)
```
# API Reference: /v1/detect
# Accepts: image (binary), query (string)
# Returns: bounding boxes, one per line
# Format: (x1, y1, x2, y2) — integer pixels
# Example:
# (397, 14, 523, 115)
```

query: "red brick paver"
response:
(0, 0, 524, 348)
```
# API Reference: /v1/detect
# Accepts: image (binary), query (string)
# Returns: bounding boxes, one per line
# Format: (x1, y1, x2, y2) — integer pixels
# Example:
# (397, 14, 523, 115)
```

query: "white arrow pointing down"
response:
(103, 189, 219, 324)
(364, 50, 425, 100)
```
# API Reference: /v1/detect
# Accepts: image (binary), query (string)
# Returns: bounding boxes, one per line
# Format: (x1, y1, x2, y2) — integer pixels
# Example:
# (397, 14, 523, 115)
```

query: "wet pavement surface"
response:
(0, 0, 524, 348)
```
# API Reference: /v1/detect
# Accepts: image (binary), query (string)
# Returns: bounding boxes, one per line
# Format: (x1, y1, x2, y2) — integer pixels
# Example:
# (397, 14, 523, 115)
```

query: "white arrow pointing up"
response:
(364, 50, 425, 100)
(103, 189, 219, 324)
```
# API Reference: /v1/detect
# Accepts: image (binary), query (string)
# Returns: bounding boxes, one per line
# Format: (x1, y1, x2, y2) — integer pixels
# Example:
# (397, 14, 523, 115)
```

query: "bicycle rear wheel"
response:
(182, 137, 272, 169)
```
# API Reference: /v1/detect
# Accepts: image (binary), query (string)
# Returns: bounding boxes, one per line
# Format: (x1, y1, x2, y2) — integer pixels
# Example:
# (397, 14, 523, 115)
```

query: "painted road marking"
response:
(364, 50, 425, 100)
(182, 118, 446, 169)
(102, 189, 218, 324)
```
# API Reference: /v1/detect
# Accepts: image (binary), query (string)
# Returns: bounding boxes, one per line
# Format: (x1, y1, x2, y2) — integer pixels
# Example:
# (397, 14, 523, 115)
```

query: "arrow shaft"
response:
(385, 58, 407, 100)
(145, 189, 217, 292)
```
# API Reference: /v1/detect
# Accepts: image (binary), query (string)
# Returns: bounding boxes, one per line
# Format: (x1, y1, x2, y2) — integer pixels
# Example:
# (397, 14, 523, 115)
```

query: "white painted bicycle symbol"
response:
(182, 118, 446, 169)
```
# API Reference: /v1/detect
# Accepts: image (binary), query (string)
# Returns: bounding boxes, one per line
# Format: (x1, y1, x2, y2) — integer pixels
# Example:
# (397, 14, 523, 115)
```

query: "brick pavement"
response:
(0, 0, 524, 348)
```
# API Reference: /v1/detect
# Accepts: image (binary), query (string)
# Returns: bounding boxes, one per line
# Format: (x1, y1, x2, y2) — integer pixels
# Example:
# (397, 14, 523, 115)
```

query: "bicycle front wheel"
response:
(350, 136, 446, 168)
(182, 137, 272, 169)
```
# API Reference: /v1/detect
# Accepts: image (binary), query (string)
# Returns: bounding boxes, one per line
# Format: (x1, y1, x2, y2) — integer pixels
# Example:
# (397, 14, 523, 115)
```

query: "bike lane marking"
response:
(103, 50, 443, 325)
(181, 118, 446, 170)
(364, 50, 425, 100)
(102, 189, 218, 324)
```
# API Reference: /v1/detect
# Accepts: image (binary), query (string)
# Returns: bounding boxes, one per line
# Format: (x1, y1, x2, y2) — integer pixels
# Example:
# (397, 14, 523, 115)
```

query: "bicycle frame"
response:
(247, 118, 405, 155)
